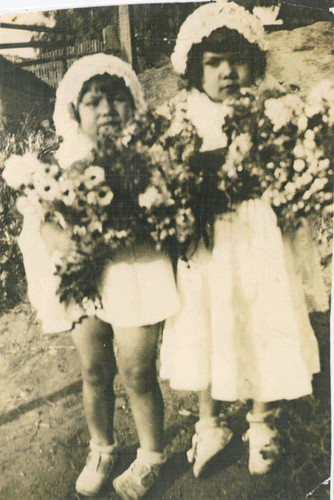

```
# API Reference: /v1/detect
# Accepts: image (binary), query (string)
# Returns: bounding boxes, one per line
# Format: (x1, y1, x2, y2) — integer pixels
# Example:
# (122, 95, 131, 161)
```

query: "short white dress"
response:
(18, 141, 180, 334)
(160, 89, 329, 403)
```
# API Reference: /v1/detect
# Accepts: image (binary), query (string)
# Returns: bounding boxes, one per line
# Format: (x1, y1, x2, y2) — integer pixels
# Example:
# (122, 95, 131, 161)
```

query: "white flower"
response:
(42, 163, 60, 177)
(2, 153, 42, 189)
(168, 116, 185, 137)
(228, 133, 252, 162)
(297, 116, 308, 132)
(156, 103, 172, 120)
(83, 166, 105, 189)
(311, 178, 328, 193)
(284, 94, 304, 115)
(87, 191, 98, 205)
(138, 186, 161, 209)
(62, 189, 76, 206)
(97, 186, 114, 206)
(59, 179, 76, 206)
(304, 138, 316, 151)
(35, 177, 61, 201)
(305, 104, 321, 118)
(318, 158, 330, 171)
(293, 144, 305, 158)
(264, 98, 293, 131)
(15, 195, 43, 218)
(307, 79, 334, 107)
(89, 220, 103, 233)
(305, 129, 315, 141)
(293, 159, 306, 172)
(116, 230, 128, 239)
(302, 190, 312, 201)
(82, 297, 100, 315)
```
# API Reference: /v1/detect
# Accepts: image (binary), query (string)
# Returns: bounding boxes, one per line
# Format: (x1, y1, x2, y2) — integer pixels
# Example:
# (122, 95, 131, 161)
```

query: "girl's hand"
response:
(40, 222, 75, 257)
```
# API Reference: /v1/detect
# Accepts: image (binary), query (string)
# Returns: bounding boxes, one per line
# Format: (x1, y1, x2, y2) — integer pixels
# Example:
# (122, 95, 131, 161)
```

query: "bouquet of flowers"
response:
(217, 88, 262, 204)
(189, 83, 333, 233)
(156, 89, 203, 254)
(2, 110, 202, 308)
(257, 82, 333, 228)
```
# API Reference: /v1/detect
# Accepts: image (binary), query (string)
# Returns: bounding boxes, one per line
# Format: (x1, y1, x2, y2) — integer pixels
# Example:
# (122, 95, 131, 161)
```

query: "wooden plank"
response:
(0, 41, 63, 49)
(0, 22, 54, 32)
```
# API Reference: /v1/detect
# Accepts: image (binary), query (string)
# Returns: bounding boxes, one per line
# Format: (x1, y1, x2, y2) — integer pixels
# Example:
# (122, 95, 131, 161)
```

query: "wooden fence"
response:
(19, 39, 105, 88)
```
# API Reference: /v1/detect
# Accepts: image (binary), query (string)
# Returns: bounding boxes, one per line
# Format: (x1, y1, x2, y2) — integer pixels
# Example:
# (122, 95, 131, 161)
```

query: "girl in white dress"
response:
(9, 54, 180, 499)
(160, 0, 329, 477)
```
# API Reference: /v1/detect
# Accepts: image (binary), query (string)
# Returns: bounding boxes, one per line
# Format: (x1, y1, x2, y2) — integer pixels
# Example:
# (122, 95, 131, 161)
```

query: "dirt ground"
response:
(0, 298, 331, 500)
(0, 19, 333, 500)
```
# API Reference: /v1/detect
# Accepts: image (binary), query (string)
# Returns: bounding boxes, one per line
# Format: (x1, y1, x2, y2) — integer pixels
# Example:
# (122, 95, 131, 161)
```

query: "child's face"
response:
(202, 51, 254, 102)
(77, 84, 134, 143)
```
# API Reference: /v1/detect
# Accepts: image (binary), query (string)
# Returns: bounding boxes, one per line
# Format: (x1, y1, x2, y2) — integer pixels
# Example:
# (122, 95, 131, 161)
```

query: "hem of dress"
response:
(96, 303, 180, 328)
(161, 378, 316, 402)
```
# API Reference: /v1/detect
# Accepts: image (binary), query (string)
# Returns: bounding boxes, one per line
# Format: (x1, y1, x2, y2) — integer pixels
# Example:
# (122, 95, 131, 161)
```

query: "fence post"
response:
(103, 25, 122, 56)
(118, 5, 137, 70)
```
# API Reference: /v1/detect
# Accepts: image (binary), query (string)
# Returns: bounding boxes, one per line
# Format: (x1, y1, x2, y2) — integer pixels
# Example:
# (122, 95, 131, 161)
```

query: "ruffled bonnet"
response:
(171, 0, 268, 76)
(53, 54, 147, 168)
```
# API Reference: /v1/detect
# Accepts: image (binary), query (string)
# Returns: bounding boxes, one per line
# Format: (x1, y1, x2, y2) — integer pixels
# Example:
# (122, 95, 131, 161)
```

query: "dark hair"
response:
(184, 27, 267, 91)
(74, 73, 135, 122)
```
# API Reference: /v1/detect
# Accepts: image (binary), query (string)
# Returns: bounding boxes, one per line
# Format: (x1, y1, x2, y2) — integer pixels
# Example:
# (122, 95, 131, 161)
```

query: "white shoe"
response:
(243, 410, 280, 475)
(76, 440, 118, 497)
(187, 421, 233, 478)
(113, 449, 165, 500)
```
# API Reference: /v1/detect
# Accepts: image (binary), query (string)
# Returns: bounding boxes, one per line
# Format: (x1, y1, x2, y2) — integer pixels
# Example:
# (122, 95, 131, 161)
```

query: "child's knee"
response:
(120, 362, 156, 394)
(81, 360, 113, 387)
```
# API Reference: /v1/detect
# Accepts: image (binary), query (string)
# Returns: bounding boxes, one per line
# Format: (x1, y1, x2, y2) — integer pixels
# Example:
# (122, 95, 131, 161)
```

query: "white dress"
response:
(18, 138, 180, 333)
(160, 89, 328, 402)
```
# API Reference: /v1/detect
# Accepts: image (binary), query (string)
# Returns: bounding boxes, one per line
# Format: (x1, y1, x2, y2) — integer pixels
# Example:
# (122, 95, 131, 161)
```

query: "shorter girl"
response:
(160, 0, 329, 477)
(13, 54, 180, 499)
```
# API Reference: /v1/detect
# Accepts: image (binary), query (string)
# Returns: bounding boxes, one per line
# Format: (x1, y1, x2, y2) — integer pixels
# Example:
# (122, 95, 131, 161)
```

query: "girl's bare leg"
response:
(113, 324, 163, 452)
(198, 386, 220, 420)
(252, 401, 275, 414)
(71, 317, 116, 446)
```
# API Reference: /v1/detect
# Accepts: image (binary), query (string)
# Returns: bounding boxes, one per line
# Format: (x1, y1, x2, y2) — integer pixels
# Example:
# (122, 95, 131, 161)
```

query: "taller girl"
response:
(161, 0, 329, 477)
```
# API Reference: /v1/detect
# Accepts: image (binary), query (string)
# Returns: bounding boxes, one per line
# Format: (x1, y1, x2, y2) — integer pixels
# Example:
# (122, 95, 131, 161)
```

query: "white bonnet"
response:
(53, 53, 147, 138)
(171, 0, 268, 76)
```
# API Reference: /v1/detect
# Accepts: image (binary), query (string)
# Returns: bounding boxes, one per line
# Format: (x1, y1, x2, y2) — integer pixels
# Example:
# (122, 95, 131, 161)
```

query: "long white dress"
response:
(160, 89, 329, 402)
(17, 135, 180, 333)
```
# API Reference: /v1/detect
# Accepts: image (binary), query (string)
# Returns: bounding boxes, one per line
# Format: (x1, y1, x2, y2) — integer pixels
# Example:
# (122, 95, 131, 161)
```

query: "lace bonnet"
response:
(53, 53, 147, 139)
(171, 0, 268, 75)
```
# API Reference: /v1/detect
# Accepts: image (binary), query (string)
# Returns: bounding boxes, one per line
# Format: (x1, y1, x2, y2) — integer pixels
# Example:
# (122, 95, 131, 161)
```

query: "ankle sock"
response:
(195, 416, 220, 433)
(136, 448, 166, 466)
(90, 439, 118, 455)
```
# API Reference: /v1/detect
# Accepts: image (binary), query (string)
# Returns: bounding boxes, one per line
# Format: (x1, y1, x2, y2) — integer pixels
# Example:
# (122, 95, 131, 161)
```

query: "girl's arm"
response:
(40, 222, 75, 257)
